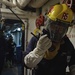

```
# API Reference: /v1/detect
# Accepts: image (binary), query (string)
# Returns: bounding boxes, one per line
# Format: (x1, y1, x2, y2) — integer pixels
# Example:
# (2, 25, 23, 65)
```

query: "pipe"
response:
(16, 0, 31, 9)
(1, 0, 49, 9)
(1, 0, 16, 8)
(7, 7, 24, 24)
(28, 0, 48, 8)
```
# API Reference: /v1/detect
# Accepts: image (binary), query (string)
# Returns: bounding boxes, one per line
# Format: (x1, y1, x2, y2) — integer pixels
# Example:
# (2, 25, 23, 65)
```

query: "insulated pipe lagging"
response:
(16, 0, 31, 8)
(2, 0, 16, 7)
(28, 0, 48, 8)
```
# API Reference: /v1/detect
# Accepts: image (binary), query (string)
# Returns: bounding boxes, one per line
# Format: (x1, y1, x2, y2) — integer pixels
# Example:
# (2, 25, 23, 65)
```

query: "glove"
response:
(36, 34, 52, 52)
(24, 34, 52, 68)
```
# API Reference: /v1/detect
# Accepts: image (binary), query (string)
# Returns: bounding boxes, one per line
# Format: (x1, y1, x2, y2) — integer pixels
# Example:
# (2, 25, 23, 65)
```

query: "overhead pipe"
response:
(1, 0, 31, 9)
(1, 0, 16, 8)
(28, 0, 49, 8)
(1, 0, 49, 9)
(16, 0, 31, 9)
(15, 0, 49, 9)
(1, 0, 50, 10)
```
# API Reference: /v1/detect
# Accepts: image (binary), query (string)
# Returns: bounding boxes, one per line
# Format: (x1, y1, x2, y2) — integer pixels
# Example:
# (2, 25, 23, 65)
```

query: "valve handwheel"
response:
(60, 0, 75, 12)
(60, 0, 72, 8)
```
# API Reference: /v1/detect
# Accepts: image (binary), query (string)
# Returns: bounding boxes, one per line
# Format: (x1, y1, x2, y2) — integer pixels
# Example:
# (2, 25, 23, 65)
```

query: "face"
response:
(46, 19, 69, 42)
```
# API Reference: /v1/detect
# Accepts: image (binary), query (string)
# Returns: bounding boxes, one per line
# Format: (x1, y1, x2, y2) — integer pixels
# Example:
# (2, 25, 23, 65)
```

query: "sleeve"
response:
(23, 37, 38, 68)
(24, 35, 51, 68)
(24, 36, 38, 55)
(24, 48, 45, 68)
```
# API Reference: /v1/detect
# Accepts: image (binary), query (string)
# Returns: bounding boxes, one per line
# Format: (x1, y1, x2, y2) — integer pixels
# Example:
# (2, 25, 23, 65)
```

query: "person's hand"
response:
(36, 34, 52, 51)
(24, 34, 52, 68)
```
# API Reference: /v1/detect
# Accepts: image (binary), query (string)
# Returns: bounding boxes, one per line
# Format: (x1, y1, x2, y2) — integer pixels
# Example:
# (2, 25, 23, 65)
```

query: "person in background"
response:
(6, 34, 16, 66)
(33, 18, 41, 36)
(24, 4, 75, 75)
(33, 14, 44, 38)
(0, 17, 7, 74)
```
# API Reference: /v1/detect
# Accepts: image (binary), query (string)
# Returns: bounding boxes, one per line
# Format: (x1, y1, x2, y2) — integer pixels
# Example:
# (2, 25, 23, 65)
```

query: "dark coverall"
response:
(0, 34, 7, 74)
(24, 35, 75, 75)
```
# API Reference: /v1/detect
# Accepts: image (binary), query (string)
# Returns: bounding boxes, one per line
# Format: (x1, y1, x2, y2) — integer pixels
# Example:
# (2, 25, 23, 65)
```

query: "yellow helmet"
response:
(47, 4, 73, 23)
